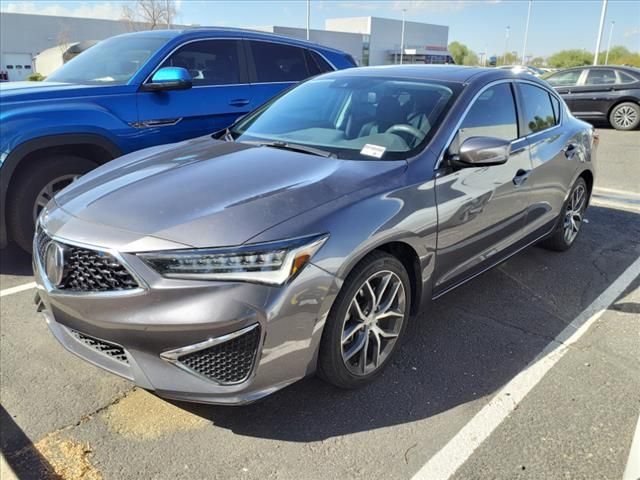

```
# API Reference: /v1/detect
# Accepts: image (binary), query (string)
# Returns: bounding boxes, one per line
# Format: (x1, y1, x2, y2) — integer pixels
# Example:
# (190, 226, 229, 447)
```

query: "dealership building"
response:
(0, 12, 450, 81)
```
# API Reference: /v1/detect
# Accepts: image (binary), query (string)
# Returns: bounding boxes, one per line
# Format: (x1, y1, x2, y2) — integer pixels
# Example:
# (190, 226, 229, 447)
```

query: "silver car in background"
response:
(34, 66, 596, 405)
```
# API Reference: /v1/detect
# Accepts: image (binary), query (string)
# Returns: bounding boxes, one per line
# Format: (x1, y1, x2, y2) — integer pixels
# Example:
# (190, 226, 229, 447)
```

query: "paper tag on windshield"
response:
(360, 144, 386, 159)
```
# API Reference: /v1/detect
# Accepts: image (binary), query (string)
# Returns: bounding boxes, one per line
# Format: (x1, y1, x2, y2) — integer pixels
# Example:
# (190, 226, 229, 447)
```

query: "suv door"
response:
(546, 69, 585, 111)
(570, 68, 624, 119)
(136, 39, 250, 148)
(245, 40, 333, 108)
(433, 82, 533, 295)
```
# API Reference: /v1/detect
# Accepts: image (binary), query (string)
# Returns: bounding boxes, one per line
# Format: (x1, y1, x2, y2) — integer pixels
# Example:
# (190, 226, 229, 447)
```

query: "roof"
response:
(326, 65, 543, 85)
(110, 27, 348, 55)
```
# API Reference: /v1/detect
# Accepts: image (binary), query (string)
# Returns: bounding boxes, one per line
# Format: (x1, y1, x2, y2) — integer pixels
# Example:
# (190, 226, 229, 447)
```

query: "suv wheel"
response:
(8, 155, 97, 252)
(609, 102, 640, 131)
(318, 252, 411, 389)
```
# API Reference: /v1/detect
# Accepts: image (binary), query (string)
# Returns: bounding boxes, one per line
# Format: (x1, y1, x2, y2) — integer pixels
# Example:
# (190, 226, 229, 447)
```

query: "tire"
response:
(540, 177, 588, 252)
(317, 251, 411, 389)
(609, 102, 640, 131)
(7, 155, 97, 252)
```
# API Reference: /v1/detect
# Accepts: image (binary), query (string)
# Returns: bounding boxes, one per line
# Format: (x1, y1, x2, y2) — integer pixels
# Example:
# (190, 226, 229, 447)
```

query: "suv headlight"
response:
(137, 234, 328, 285)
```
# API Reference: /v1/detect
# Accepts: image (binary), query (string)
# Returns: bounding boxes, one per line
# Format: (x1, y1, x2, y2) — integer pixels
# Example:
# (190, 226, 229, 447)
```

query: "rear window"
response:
(585, 69, 617, 85)
(520, 83, 556, 134)
(306, 50, 333, 76)
(249, 41, 311, 83)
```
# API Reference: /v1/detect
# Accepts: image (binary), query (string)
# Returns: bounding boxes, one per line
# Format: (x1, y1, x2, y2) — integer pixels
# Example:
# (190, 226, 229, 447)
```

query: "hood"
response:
(0, 81, 132, 102)
(53, 136, 406, 249)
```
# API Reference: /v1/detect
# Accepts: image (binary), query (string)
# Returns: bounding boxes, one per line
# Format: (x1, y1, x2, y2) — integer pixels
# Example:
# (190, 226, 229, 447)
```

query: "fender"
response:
(0, 133, 122, 248)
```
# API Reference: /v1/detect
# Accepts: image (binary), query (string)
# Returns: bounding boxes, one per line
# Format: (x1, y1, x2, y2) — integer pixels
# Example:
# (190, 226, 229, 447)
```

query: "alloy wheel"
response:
(613, 105, 638, 129)
(33, 174, 81, 222)
(340, 270, 406, 376)
(563, 183, 586, 245)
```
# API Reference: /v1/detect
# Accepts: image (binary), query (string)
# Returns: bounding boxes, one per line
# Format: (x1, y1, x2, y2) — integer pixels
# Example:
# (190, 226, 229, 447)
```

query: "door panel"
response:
(135, 39, 252, 149)
(434, 83, 533, 294)
(516, 83, 580, 238)
(570, 68, 619, 117)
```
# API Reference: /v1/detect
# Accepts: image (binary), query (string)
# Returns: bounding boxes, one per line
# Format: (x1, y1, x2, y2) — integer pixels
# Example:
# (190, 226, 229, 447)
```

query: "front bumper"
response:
(34, 230, 339, 405)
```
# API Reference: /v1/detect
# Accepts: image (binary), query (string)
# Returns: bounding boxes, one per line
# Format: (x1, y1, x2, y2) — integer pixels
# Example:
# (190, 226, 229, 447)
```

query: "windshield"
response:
(46, 36, 167, 85)
(230, 75, 458, 160)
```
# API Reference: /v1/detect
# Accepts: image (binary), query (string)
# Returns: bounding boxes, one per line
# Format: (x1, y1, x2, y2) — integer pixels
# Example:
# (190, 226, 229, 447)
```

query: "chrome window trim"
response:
(142, 36, 337, 88)
(160, 323, 261, 386)
(34, 223, 148, 297)
(434, 78, 563, 170)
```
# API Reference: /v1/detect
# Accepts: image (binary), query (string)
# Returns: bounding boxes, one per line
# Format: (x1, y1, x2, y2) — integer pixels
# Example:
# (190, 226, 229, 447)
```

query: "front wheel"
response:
(317, 252, 411, 389)
(7, 155, 97, 252)
(540, 177, 588, 252)
(609, 102, 640, 131)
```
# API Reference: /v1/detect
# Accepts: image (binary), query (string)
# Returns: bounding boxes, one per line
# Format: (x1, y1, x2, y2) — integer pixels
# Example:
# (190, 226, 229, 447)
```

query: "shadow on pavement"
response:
(0, 243, 32, 277)
(173, 206, 640, 442)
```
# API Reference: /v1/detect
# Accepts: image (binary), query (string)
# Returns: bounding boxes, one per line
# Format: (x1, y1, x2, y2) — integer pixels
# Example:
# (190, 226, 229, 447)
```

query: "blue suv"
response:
(0, 28, 356, 251)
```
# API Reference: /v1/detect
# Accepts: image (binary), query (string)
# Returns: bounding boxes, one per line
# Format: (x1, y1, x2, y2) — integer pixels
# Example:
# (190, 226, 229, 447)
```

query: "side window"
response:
(458, 83, 518, 144)
(306, 50, 333, 76)
(550, 94, 561, 125)
(585, 69, 617, 85)
(520, 84, 556, 134)
(160, 40, 242, 86)
(546, 70, 582, 87)
(249, 41, 310, 82)
(617, 71, 638, 84)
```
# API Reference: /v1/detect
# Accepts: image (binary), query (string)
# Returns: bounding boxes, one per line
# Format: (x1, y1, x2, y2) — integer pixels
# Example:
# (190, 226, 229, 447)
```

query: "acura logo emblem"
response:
(44, 241, 68, 287)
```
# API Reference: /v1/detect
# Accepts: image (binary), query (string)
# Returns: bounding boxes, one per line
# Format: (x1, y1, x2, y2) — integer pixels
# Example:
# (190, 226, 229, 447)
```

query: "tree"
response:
(530, 56, 545, 67)
(501, 51, 518, 65)
(547, 49, 592, 68)
(597, 45, 640, 67)
(448, 41, 479, 66)
(121, 0, 176, 31)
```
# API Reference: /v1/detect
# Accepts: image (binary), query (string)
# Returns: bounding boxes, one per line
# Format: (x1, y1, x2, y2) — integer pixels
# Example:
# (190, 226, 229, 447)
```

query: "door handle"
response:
(229, 98, 250, 106)
(512, 169, 531, 186)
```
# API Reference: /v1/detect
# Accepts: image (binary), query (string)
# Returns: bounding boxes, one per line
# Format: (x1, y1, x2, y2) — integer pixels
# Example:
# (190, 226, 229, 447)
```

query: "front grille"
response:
(36, 229, 139, 292)
(178, 325, 261, 384)
(69, 329, 129, 364)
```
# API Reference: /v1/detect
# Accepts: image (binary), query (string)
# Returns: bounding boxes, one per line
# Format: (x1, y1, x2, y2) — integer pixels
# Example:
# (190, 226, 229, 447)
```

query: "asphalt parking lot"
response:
(1, 128, 639, 480)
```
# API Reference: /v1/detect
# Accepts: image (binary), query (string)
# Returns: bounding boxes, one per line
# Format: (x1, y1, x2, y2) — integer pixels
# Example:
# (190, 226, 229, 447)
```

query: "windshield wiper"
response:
(242, 140, 336, 158)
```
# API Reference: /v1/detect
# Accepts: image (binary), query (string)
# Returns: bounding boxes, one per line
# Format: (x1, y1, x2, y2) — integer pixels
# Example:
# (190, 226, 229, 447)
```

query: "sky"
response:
(1, 0, 639, 58)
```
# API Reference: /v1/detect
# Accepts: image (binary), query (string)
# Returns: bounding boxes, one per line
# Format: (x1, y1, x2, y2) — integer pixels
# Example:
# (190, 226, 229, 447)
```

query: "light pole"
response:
(400, 9, 406, 65)
(521, 0, 532, 65)
(166, 0, 171, 29)
(306, 0, 310, 40)
(503, 26, 510, 65)
(593, 0, 608, 65)
(604, 20, 615, 65)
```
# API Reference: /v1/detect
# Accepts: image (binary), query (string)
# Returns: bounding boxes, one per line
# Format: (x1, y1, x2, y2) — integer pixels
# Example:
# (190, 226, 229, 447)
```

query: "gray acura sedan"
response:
(34, 66, 596, 405)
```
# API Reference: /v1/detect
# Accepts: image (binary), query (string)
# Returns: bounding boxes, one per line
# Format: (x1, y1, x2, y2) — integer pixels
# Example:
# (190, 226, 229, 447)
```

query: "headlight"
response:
(137, 234, 328, 285)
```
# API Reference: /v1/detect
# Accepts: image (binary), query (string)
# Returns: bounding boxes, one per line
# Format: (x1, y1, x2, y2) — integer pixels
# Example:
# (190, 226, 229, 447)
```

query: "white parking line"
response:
(0, 282, 37, 298)
(591, 197, 640, 214)
(623, 413, 640, 480)
(412, 255, 640, 480)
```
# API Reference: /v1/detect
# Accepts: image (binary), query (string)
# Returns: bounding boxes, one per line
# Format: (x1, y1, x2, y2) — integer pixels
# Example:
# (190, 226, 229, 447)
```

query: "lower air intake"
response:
(69, 329, 129, 364)
(177, 325, 261, 385)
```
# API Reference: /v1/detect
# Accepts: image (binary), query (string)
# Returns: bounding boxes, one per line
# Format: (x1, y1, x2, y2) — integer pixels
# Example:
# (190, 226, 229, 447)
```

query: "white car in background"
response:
(497, 65, 546, 77)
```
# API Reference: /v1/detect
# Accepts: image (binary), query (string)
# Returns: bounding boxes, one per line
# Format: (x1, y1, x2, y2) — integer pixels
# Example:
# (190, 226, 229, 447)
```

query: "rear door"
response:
(569, 68, 620, 119)
(433, 82, 533, 294)
(136, 39, 251, 148)
(245, 40, 333, 108)
(516, 81, 580, 238)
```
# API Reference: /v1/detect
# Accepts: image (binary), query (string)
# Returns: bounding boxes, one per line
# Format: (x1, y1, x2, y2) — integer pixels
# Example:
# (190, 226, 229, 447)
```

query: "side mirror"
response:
(451, 136, 511, 167)
(142, 67, 192, 92)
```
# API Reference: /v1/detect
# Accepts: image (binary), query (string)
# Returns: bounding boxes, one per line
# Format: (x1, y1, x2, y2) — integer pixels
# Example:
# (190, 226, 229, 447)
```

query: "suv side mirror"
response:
(450, 136, 511, 167)
(142, 67, 192, 92)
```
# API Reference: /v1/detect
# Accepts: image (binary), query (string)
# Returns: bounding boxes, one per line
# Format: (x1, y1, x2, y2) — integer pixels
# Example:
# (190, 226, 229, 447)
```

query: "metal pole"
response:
(306, 0, 310, 40)
(400, 9, 406, 65)
(593, 0, 608, 65)
(604, 20, 615, 65)
(521, 0, 532, 65)
(166, 0, 171, 29)
(503, 26, 510, 65)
